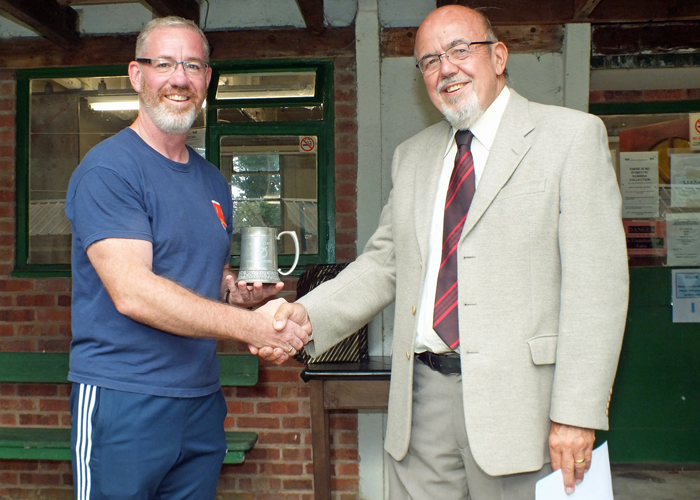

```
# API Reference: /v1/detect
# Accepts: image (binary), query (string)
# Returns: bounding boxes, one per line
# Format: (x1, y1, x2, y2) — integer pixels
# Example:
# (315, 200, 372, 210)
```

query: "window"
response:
(14, 60, 335, 276)
(207, 61, 334, 271)
(592, 100, 700, 267)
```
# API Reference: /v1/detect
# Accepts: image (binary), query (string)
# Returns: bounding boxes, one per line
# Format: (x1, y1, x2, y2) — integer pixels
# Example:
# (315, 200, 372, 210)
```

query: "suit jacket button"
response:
(406, 352, 411, 360)
(411, 306, 416, 315)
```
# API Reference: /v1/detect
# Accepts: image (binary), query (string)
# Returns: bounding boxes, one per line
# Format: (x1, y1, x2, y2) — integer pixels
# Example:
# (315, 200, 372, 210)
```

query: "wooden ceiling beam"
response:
(434, 0, 700, 24)
(0, 27, 355, 69)
(382, 25, 564, 58)
(0, 0, 79, 48)
(295, 0, 325, 34)
(573, 0, 602, 20)
(140, 0, 200, 23)
(592, 21, 700, 56)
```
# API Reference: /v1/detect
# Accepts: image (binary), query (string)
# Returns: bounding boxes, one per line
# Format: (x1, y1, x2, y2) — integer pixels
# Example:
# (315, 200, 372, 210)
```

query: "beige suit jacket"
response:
(299, 89, 629, 476)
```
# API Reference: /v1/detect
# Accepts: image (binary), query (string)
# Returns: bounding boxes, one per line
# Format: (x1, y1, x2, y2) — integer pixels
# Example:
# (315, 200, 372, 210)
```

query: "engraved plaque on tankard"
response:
(237, 227, 300, 283)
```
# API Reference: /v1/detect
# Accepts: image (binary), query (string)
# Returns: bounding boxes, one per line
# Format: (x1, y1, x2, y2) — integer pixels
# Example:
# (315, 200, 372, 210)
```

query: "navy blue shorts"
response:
(70, 384, 227, 500)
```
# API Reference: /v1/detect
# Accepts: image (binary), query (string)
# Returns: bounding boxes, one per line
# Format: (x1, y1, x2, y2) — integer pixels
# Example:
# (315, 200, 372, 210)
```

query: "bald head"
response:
(414, 5, 508, 129)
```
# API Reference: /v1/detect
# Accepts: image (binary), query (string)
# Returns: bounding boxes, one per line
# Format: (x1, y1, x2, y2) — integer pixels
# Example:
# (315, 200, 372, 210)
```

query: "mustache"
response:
(437, 76, 473, 93)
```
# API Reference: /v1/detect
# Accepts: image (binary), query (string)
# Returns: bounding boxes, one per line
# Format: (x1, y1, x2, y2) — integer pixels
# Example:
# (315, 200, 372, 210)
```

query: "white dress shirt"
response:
(415, 86, 511, 354)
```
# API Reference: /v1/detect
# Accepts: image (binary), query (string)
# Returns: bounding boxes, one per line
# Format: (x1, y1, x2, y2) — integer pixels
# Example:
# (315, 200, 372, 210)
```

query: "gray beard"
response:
(141, 97, 199, 135)
(441, 91, 484, 131)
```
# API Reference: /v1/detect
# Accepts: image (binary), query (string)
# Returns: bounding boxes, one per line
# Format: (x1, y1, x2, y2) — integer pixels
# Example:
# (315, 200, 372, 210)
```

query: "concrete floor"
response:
(612, 468, 700, 500)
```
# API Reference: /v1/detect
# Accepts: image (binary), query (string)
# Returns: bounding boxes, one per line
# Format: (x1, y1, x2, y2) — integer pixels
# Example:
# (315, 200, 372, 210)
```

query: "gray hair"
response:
(135, 16, 210, 61)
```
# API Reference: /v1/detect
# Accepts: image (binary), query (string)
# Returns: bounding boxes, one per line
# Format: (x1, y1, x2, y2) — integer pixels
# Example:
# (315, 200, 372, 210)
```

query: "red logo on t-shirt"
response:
(212, 200, 226, 230)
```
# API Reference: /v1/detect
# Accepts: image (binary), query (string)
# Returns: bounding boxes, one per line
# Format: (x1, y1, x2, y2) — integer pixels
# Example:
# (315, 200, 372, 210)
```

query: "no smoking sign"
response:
(691, 113, 700, 150)
(299, 136, 316, 153)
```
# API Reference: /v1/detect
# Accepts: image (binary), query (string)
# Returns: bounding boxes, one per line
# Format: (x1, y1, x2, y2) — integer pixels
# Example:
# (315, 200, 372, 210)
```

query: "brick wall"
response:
(0, 55, 360, 500)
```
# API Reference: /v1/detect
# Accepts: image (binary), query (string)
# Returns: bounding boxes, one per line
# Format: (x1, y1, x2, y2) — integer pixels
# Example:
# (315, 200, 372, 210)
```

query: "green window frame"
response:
(13, 59, 335, 277)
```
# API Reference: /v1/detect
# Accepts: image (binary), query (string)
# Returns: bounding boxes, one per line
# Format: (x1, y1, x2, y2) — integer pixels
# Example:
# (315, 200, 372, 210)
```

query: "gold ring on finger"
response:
(575, 459, 585, 464)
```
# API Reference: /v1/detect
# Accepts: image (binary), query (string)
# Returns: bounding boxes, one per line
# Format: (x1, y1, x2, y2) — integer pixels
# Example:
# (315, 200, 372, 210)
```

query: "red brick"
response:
(0, 472, 18, 485)
(334, 89, 355, 103)
(0, 279, 34, 292)
(334, 104, 356, 119)
(603, 90, 643, 102)
(336, 463, 359, 476)
(283, 478, 313, 490)
(226, 400, 254, 414)
(258, 367, 303, 384)
(281, 416, 310, 428)
(35, 278, 71, 293)
(688, 88, 700, 100)
(335, 199, 356, 213)
(0, 130, 14, 144)
(17, 384, 58, 397)
(57, 295, 71, 307)
(0, 323, 14, 335)
(334, 152, 356, 165)
(36, 308, 71, 322)
(235, 384, 279, 398)
(330, 415, 357, 430)
(335, 120, 358, 134)
(39, 398, 70, 412)
(261, 462, 304, 476)
(0, 414, 16, 425)
(237, 416, 280, 429)
(0, 115, 15, 128)
(19, 413, 59, 426)
(0, 308, 35, 322)
(245, 446, 280, 461)
(18, 472, 61, 485)
(643, 88, 686, 101)
(330, 448, 358, 461)
(0, 398, 36, 411)
(331, 477, 359, 491)
(0, 100, 14, 112)
(16, 294, 56, 307)
(334, 72, 355, 86)
(256, 401, 299, 414)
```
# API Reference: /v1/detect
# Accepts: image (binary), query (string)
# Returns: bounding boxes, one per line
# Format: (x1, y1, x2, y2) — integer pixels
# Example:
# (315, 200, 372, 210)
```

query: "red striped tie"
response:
(433, 130, 475, 350)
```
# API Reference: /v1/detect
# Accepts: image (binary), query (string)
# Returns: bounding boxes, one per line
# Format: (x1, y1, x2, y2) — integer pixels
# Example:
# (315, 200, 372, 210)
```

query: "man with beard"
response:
(65, 17, 309, 500)
(261, 5, 628, 499)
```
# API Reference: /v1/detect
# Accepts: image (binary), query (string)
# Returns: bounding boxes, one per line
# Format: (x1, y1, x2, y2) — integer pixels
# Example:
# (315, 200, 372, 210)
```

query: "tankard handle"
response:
(277, 231, 300, 276)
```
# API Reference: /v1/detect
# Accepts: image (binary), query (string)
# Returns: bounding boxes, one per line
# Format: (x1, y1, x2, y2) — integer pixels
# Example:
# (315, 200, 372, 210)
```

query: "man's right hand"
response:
(250, 299, 312, 364)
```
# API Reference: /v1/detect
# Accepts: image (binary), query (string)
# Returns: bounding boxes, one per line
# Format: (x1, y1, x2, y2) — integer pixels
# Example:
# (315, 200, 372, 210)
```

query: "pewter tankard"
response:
(237, 227, 300, 283)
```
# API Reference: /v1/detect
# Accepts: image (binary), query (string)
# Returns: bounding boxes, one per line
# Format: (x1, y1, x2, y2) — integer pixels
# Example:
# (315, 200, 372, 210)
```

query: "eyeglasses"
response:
(416, 41, 496, 74)
(136, 58, 209, 76)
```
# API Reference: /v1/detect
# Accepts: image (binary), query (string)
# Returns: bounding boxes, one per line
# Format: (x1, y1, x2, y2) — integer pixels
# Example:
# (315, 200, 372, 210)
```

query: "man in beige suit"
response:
(257, 5, 628, 499)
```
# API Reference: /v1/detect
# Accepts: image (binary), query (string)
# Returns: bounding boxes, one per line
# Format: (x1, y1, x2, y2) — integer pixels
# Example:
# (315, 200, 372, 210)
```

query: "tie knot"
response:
(455, 130, 473, 147)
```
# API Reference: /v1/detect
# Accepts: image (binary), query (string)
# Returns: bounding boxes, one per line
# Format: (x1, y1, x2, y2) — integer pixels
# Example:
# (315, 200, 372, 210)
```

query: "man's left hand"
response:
(548, 422, 595, 494)
(224, 274, 284, 307)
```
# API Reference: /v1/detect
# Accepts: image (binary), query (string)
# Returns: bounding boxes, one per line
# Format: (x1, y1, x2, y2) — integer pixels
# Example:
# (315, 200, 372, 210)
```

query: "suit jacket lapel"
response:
(461, 90, 534, 238)
(415, 121, 451, 260)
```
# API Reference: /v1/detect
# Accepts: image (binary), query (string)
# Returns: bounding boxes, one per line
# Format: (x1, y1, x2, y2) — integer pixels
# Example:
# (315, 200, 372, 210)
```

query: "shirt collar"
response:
(443, 85, 511, 157)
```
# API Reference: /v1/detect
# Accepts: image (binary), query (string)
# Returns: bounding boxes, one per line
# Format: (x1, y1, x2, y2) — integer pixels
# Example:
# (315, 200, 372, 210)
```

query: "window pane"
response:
(599, 112, 700, 268)
(221, 135, 318, 256)
(216, 71, 316, 100)
(29, 76, 137, 264)
(217, 106, 323, 123)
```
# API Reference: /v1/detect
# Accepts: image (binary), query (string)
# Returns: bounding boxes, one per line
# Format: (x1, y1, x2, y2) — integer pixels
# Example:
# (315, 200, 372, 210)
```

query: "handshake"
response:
(225, 279, 312, 365)
(250, 298, 312, 364)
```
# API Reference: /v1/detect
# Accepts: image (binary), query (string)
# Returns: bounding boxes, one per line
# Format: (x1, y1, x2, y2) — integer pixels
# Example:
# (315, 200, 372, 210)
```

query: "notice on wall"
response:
(620, 152, 659, 218)
(690, 113, 700, 150)
(623, 220, 666, 256)
(670, 154, 700, 208)
(672, 269, 700, 323)
(667, 213, 700, 266)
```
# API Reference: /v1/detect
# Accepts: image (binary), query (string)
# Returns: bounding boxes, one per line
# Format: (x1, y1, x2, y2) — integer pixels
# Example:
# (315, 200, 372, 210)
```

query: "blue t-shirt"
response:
(65, 128, 233, 397)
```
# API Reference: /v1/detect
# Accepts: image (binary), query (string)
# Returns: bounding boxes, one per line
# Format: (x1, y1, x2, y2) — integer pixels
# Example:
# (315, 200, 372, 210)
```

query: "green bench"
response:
(0, 352, 259, 464)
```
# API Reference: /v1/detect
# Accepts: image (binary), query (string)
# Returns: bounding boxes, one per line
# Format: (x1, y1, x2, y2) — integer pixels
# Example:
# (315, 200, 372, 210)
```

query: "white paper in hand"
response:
(535, 441, 613, 500)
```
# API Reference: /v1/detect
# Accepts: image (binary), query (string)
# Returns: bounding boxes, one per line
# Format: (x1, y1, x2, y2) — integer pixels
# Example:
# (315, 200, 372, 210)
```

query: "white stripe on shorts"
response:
(75, 384, 97, 500)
